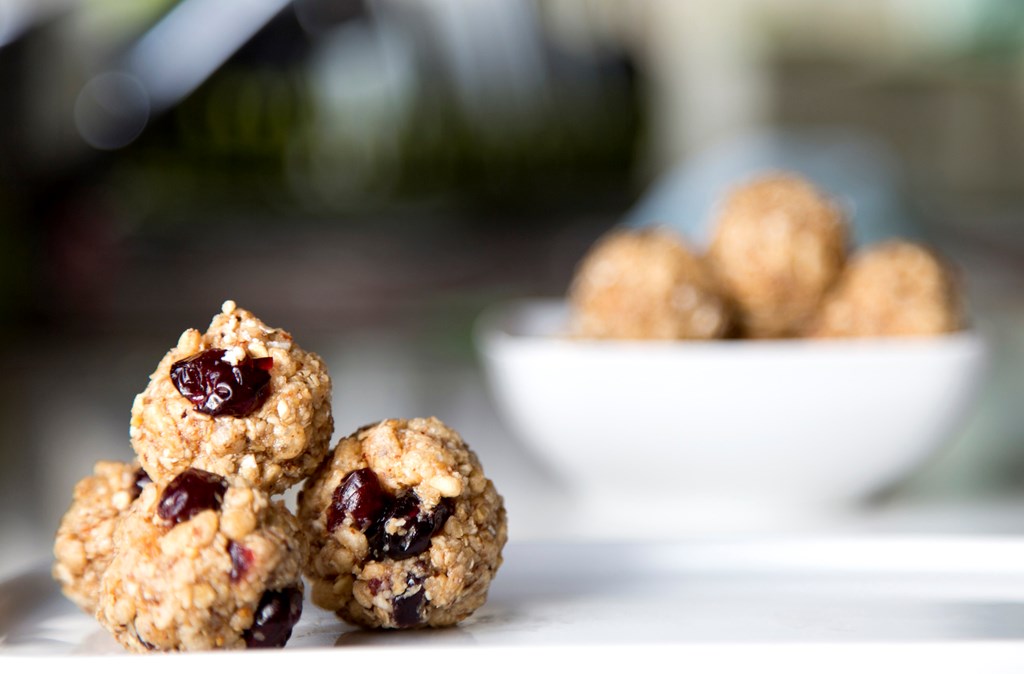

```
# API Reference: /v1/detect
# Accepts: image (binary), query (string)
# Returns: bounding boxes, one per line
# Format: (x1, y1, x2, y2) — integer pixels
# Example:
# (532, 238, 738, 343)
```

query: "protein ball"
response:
(130, 300, 333, 494)
(708, 173, 848, 338)
(568, 226, 731, 340)
(298, 417, 507, 629)
(807, 240, 966, 338)
(52, 460, 151, 614)
(96, 470, 306, 652)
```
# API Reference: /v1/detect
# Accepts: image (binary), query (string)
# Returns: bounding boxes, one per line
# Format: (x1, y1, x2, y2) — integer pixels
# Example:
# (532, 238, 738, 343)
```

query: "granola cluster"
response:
(299, 417, 507, 629)
(53, 301, 506, 651)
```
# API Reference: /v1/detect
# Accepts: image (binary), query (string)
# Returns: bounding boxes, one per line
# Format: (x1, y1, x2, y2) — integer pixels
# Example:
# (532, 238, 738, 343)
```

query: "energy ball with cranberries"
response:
(298, 417, 507, 629)
(568, 226, 731, 340)
(52, 460, 151, 614)
(130, 300, 333, 493)
(807, 240, 966, 338)
(96, 469, 306, 652)
(708, 173, 849, 338)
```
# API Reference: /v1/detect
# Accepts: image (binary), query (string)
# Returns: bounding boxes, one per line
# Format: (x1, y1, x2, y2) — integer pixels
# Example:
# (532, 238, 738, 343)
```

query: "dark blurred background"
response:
(2, 0, 1024, 572)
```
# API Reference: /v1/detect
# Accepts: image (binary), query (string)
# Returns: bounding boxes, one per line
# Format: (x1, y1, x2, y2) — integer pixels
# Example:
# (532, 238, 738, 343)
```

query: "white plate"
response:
(6, 537, 1024, 671)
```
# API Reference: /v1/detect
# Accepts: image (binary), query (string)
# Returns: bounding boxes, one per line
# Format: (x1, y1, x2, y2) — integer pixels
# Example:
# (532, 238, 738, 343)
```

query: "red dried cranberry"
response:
(229, 541, 254, 582)
(130, 467, 152, 500)
(327, 468, 387, 532)
(243, 586, 303, 649)
(368, 495, 454, 562)
(157, 469, 227, 525)
(170, 348, 273, 418)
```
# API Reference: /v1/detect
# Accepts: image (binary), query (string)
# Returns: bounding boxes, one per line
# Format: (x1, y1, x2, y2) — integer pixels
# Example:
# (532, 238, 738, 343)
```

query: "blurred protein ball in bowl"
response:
(568, 227, 732, 340)
(707, 173, 848, 338)
(807, 240, 966, 338)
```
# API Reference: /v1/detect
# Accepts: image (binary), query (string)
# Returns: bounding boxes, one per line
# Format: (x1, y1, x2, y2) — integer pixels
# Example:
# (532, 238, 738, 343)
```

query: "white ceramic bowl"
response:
(476, 299, 989, 512)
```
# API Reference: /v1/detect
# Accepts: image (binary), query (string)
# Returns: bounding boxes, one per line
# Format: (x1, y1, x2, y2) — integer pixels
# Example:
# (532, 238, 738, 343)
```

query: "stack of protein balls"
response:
(53, 301, 507, 652)
(569, 172, 966, 340)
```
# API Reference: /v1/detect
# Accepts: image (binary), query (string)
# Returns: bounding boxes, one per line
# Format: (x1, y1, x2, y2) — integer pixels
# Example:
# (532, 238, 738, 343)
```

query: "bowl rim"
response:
(475, 297, 989, 356)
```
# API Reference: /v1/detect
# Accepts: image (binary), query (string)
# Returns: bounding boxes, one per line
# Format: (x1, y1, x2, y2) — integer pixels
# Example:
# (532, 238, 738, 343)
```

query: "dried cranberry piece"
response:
(229, 541, 254, 582)
(130, 467, 152, 500)
(369, 495, 454, 562)
(327, 468, 387, 532)
(243, 586, 303, 649)
(170, 348, 273, 418)
(432, 499, 454, 533)
(392, 586, 426, 628)
(157, 468, 227, 525)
